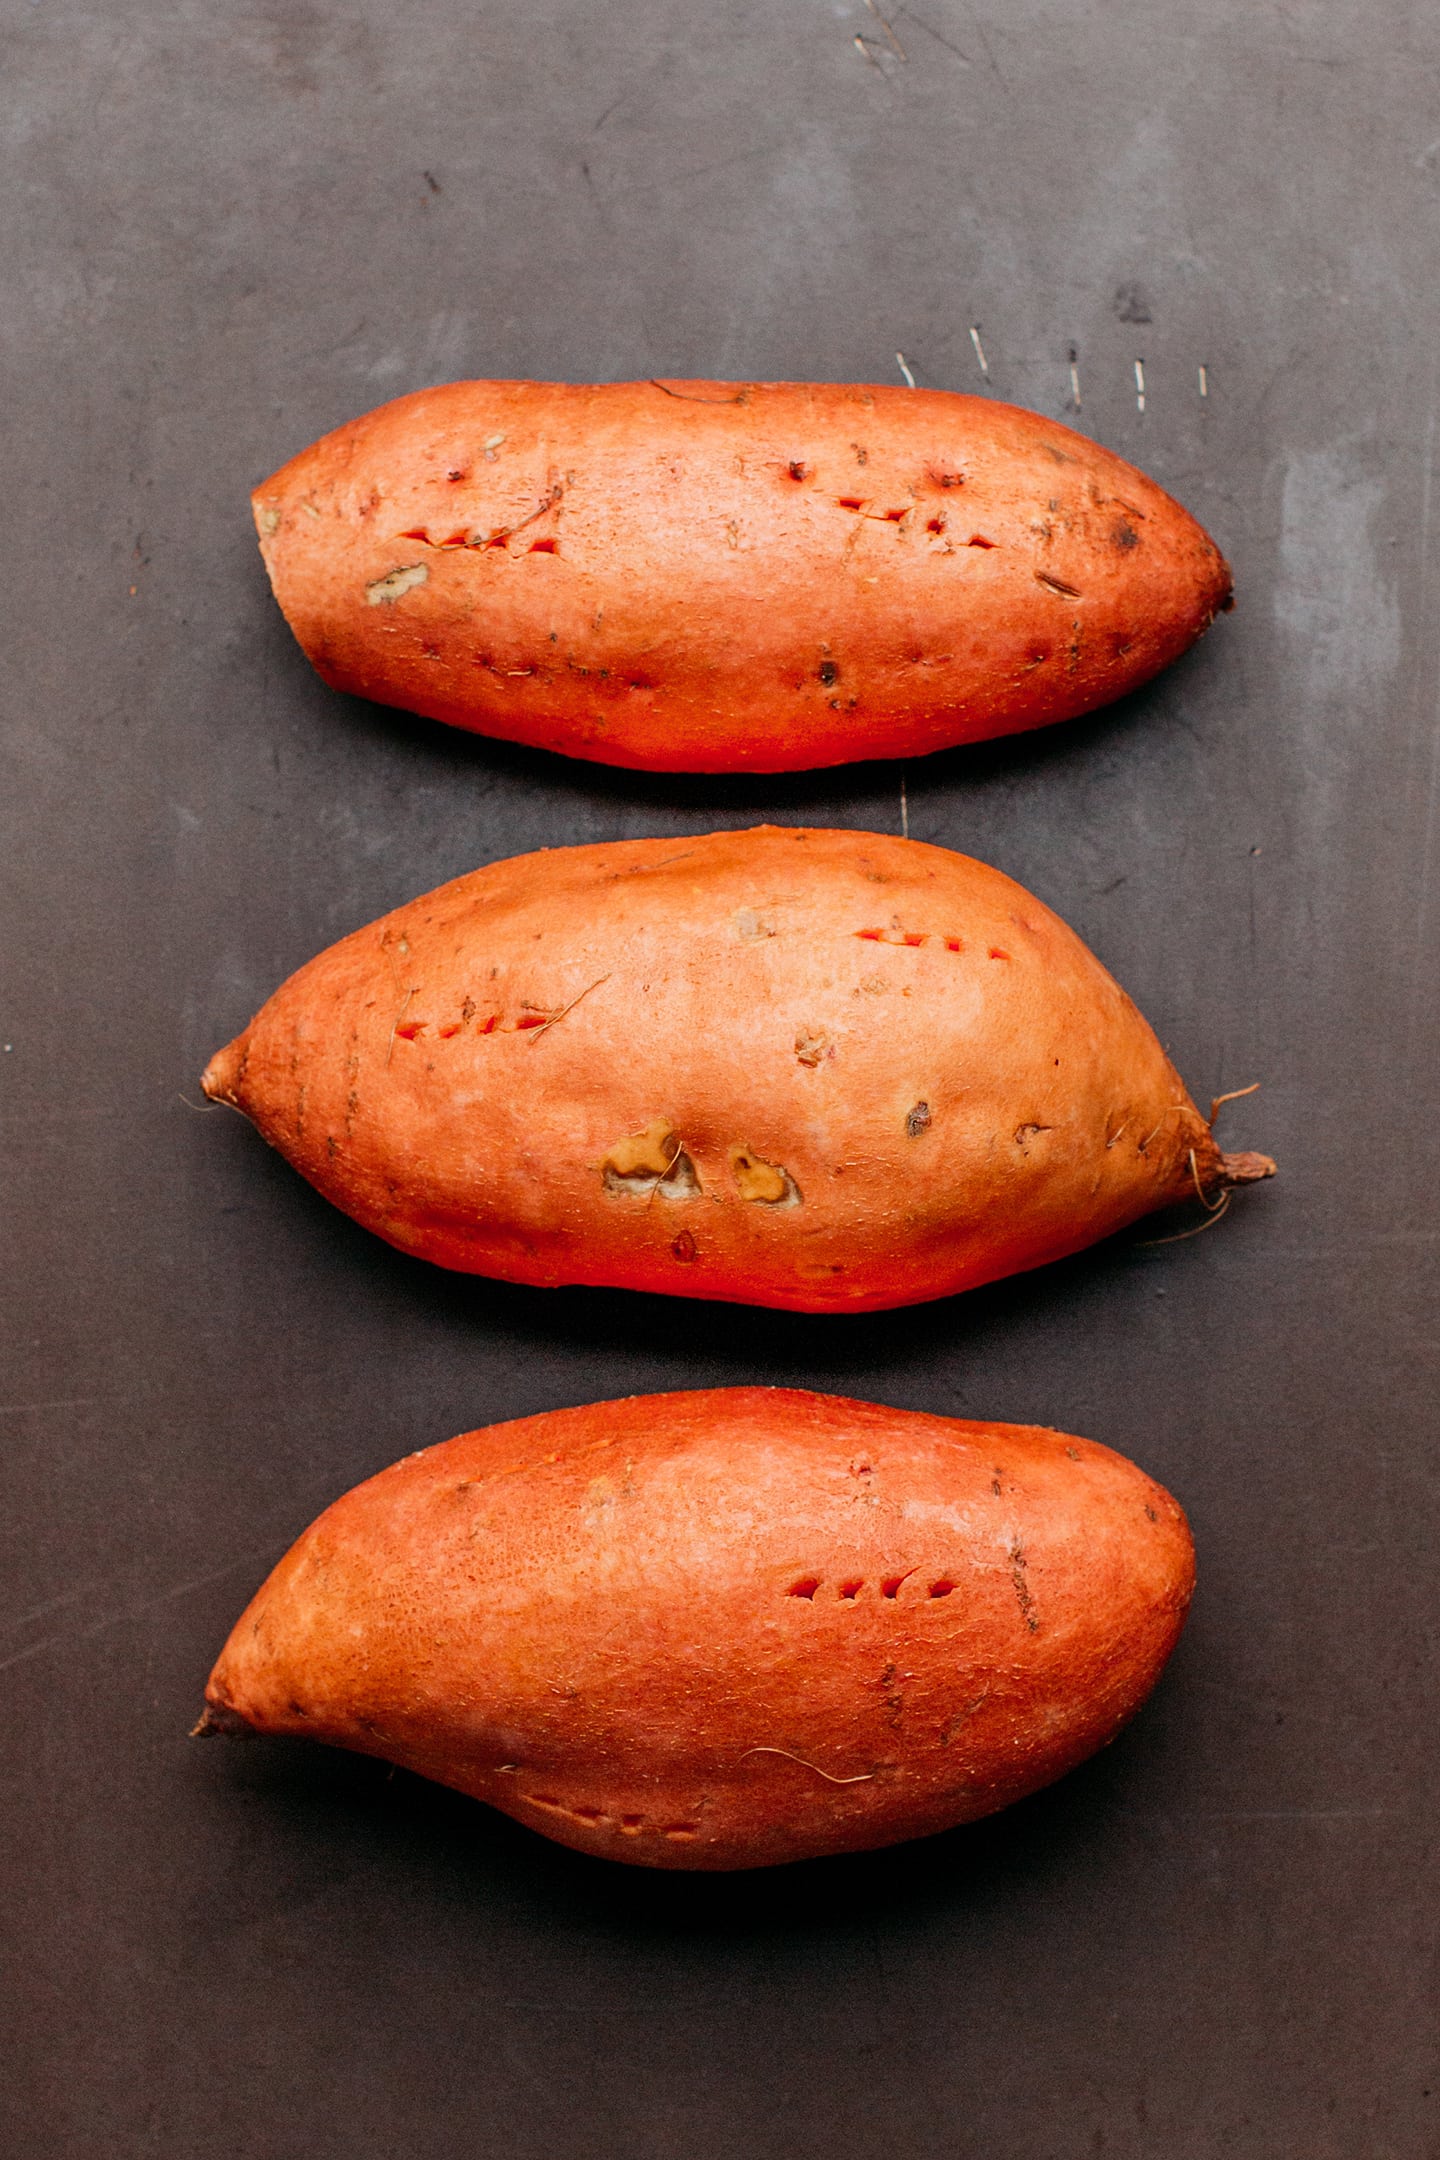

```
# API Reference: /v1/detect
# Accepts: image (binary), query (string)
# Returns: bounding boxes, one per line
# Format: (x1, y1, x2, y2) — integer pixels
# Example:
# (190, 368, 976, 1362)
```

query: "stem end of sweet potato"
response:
(1218, 1149, 1276, 1186)
(201, 1032, 250, 1107)
(190, 1701, 254, 1739)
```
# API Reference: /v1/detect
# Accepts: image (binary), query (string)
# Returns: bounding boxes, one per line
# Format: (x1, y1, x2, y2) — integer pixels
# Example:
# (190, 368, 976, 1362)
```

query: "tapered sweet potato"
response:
(253, 379, 1231, 773)
(198, 1388, 1195, 1870)
(202, 826, 1272, 1312)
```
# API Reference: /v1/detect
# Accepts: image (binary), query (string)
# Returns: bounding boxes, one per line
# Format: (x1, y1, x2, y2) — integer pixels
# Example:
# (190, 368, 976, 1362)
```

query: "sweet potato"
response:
(202, 826, 1272, 1312)
(197, 1387, 1195, 1870)
(253, 379, 1231, 773)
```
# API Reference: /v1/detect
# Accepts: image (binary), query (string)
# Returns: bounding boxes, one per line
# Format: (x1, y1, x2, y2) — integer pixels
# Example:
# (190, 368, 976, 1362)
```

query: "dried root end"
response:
(1218, 1150, 1277, 1186)
(190, 1702, 254, 1739)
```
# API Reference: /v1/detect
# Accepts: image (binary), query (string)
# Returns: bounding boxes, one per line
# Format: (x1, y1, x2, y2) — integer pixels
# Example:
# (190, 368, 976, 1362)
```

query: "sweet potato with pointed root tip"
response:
(196, 1387, 1195, 1870)
(202, 827, 1273, 1311)
(253, 379, 1231, 773)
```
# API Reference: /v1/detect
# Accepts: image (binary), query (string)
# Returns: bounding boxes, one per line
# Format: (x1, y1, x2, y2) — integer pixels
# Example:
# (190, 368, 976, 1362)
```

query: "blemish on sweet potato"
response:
(1009, 1540, 1039, 1631)
(729, 1146, 799, 1205)
(602, 1118, 699, 1198)
(365, 562, 429, 606)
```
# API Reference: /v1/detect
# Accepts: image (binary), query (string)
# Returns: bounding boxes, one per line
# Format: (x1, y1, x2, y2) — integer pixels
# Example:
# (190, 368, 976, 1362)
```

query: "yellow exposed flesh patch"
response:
(604, 1118, 680, 1179)
(601, 1118, 700, 1198)
(729, 1146, 796, 1204)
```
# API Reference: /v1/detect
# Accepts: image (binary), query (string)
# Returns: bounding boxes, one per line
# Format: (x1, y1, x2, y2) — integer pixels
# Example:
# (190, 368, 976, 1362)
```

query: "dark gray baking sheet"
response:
(3, 2, 1436, 2153)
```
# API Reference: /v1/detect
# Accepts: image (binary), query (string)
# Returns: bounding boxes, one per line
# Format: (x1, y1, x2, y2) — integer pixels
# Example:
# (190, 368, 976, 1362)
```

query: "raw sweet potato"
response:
(253, 379, 1231, 773)
(197, 1387, 1195, 1870)
(202, 826, 1272, 1312)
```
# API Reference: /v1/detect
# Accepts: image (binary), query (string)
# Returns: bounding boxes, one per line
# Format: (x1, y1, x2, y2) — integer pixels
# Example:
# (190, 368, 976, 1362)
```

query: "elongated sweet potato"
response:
(202, 826, 1272, 1312)
(197, 1388, 1195, 1870)
(253, 379, 1231, 773)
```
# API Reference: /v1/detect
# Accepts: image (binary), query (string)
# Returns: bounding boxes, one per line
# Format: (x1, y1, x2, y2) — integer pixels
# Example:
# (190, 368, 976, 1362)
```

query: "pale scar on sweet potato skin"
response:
(201, 827, 1273, 1314)
(198, 1387, 1196, 1870)
(253, 379, 1233, 773)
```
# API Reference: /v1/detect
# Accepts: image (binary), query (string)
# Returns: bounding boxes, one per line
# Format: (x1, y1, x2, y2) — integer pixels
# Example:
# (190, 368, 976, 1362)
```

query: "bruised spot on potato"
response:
(1113, 520, 1140, 551)
(366, 562, 430, 606)
(729, 1146, 800, 1205)
(601, 1117, 699, 1198)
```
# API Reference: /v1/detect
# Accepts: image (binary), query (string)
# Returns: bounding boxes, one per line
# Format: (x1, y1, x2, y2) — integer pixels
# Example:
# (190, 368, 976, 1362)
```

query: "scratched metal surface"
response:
(3, 1, 1436, 2152)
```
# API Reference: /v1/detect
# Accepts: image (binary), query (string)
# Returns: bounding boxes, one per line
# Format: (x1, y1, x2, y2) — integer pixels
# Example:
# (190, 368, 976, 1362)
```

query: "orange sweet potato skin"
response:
(254, 379, 1231, 773)
(202, 1388, 1195, 1870)
(202, 827, 1270, 1313)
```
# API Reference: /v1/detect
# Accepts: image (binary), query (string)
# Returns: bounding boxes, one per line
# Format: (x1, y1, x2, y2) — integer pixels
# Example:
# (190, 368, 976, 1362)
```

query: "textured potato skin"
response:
(203, 1388, 1195, 1870)
(253, 379, 1232, 773)
(203, 827, 1270, 1312)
